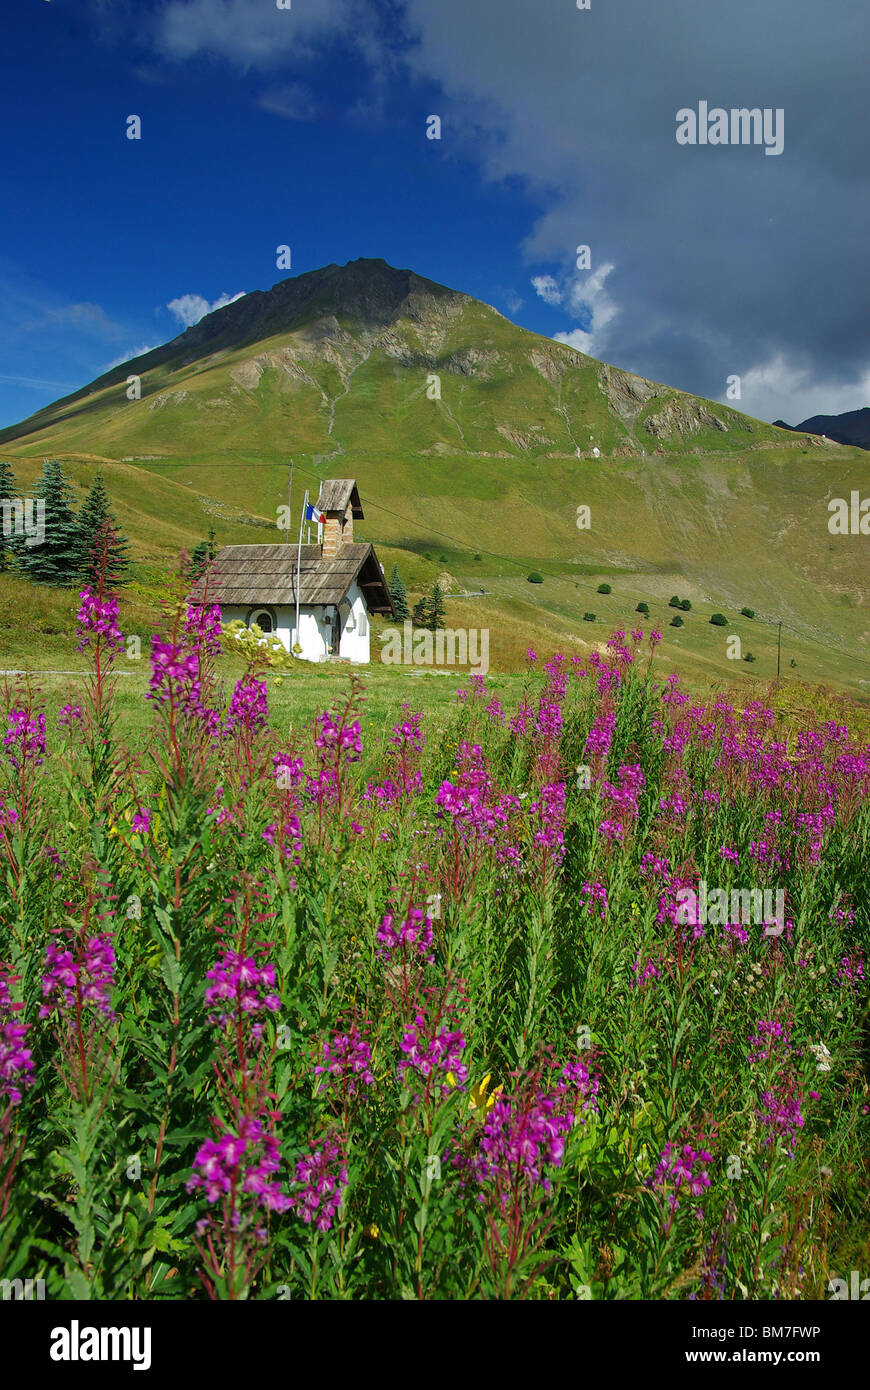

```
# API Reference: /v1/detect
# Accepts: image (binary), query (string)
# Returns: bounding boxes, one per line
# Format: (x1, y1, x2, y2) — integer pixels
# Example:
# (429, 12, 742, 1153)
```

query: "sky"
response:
(1, 0, 868, 431)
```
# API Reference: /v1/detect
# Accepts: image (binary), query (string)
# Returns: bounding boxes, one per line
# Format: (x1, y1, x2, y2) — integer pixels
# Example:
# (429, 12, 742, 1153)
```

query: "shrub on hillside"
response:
(670, 615, 684, 627)
(680, 599, 691, 611)
(527, 572, 543, 584)
(741, 607, 755, 619)
(597, 583, 612, 595)
(583, 611, 596, 622)
(669, 595, 682, 608)
(710, 613, 728, 626)
(636, 602, 649, 615)
(744, 652, 756, 662)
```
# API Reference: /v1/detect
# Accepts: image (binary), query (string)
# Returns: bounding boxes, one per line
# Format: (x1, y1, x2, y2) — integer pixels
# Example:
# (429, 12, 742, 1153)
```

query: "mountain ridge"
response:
(0, 257, 867, 694)
(773, 406, 870, 452)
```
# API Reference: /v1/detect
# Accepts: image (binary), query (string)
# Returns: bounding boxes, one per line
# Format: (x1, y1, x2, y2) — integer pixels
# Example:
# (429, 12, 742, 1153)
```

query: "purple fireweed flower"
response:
(650, 1141, 712, 1213)
(580, 880, 608, 918)
(0, 969, 34, 1105)
(131, 807, 151, 834)
(42, 844, 64, 881)
(398, 1010, 467, 1095)
(39, 934, 115, 1020)
(388, 712, 424, 753)
(184, 602, 223, 656)
(4, 710, 47, 772)
(204, 948, 281, 1036)
(58, 704, 83, 727)
(835, 952, 865, 987)
(187, 1115, 292, 1213)
(377, 906, 435, 963)
(509, 699, 533, 736)
(469, 1060, 598, 1199)
(313, 1025, 374, 1096)
(723, 921, 749, 947)
(147, 636, 201, 713)
(273, 753, 305, 788)
(597, 817, 625, 843)
(584, 710, 616, 758)
(631, 953, 661, 988)
(640, 852, 671, 881)
(224, 674, 268, 736)
(75, 588, 124, 654)
(757, 1087, 804, 1156)
(528, 782, 566, 859)
(315, 711, 362, 761)
(526, 649, 538, 665)
(261, 813, 302, 862)
(748, 1018, 790, 1066)
(288, 1138, 347, 1231)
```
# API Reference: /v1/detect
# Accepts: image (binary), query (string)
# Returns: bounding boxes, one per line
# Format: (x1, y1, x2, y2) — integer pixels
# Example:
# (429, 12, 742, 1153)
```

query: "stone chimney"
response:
(321, 501, 353, 559)
(317, 481, 361, 558)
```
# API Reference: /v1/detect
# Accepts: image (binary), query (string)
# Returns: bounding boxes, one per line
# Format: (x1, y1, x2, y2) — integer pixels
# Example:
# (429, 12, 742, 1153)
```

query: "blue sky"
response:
(1, 0, 868, 431)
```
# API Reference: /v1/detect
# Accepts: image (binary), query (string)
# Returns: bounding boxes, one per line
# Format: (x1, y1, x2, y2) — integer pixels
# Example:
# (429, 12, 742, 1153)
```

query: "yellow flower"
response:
(363, 1223, 380, 1239)
(468, 1074, 502, 1115)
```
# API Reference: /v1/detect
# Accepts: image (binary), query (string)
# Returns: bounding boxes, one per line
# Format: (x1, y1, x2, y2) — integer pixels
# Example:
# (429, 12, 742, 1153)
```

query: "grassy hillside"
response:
(0, 259, 867, 693)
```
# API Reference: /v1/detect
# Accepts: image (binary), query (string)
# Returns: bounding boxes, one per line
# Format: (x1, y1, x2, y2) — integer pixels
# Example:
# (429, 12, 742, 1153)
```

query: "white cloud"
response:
(158, 0, 353, 66)
(531, 274, 561, 306)
(0, 373, 79, 391)
(105, 344, 161, 369)
(19, 301, 124, 340)
(726, 354, 870, 426)
(167, 291, 246, 328)
(258, 83, 317, 121)
(540, 262, 620, 363)
(553, 328, 595, 357)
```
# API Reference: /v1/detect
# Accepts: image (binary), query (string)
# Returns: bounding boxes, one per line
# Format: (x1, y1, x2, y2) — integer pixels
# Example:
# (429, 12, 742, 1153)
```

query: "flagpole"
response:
(294, 488, 308, 655)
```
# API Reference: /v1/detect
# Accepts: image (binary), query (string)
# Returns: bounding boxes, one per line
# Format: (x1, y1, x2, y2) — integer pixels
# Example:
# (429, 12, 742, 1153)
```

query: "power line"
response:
(79, 452, 870, 675)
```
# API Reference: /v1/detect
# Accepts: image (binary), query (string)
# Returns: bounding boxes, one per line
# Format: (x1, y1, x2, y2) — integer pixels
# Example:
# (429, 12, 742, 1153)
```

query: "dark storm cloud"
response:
(397, 0, 870, 420)
(156, 0, 870, 420)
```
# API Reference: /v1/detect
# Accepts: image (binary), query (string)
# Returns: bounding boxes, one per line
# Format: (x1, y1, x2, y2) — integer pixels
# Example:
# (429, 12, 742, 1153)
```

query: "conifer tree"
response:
(19, 458, 79, 586)
(0, 458, 20, 573)
(189, 529, 219, 582)
(76, 471, 131, 588)
(82, 517, 131, 593)
(389, 562, 410, 620)
(190, 542, 209, 581)
(412, 594, 430, 628)
(427, 582, 446, 633)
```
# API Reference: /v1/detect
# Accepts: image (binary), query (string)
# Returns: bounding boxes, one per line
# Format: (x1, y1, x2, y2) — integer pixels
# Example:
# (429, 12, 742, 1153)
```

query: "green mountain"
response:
(1, 257, 868, 690)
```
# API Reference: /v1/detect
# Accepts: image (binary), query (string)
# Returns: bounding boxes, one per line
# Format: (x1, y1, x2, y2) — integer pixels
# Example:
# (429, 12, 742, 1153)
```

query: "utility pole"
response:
(285, 458, 293, 544)
(776, 620, 782, 679)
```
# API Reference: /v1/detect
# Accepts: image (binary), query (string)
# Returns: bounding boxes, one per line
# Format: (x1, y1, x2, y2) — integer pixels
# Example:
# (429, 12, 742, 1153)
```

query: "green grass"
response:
(1, 263, 867, 694)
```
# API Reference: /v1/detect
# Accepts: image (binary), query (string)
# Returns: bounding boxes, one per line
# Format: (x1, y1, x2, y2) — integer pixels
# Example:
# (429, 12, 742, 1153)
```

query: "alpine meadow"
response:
(0, 0, 868, 1342)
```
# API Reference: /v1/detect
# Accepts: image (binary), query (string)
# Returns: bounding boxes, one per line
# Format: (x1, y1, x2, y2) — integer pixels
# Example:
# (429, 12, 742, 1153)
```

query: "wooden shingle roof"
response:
(189, 541, 394, 613)
(315, 479, 363, 518)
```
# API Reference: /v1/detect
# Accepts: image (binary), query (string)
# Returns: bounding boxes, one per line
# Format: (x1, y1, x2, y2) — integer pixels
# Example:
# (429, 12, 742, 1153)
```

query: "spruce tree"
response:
(389, 563, 410, 620)
(412, 595, 430, 628)
(82, 518, 131, 593)
(190, 541, 210, 582)
(76, 471, 131, 588)
(20, 458, 80, 586)
(427, 582, 446, 633)
(0, 458, 20, 573)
